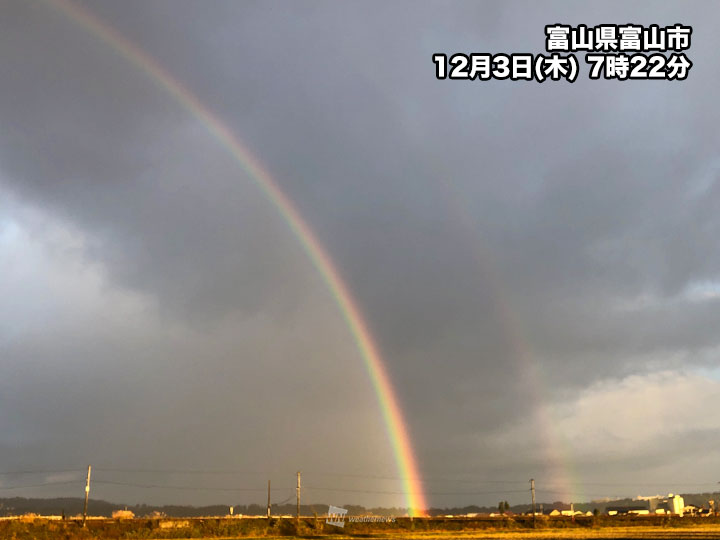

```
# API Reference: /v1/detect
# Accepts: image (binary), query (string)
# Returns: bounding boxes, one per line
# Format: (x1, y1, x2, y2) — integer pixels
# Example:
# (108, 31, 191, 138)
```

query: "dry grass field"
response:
(3, 516, 720, 540)
(384, 528, 720, 539)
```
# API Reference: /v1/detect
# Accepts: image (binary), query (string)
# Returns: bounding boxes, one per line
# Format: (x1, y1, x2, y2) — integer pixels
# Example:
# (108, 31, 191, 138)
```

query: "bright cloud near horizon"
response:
(1, 0, 720, 509)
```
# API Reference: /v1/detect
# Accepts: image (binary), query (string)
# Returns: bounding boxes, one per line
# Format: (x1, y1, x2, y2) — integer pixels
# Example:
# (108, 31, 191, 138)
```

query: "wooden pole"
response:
(296, 471, 301, 526)
(82, 465, 92, 527)
(530, 478, 536, 528)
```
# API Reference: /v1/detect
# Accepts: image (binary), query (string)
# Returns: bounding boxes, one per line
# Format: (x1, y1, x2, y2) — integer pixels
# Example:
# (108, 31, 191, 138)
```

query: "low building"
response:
(607, 505, 649, 516)
(112, 509, 135, 519)
(670, 495, 685, 516)
(620, 494, 686, 516)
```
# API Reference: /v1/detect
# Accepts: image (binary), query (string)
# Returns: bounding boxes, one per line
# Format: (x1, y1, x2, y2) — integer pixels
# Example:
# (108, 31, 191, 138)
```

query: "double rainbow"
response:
(45, 0, 427, 515)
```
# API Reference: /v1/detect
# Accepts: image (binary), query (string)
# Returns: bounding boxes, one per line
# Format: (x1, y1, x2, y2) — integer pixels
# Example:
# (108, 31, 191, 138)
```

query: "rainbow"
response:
(44, 0, 427, 515)
(435, 170, 576, 503)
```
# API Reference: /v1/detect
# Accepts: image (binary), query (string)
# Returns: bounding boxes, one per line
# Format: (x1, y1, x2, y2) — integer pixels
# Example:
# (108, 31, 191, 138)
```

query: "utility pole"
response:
(82, 465, 92, 527)
(296, 471, 301, 527)
(267, 479, 271, 519)
(530, 478, 536, 528)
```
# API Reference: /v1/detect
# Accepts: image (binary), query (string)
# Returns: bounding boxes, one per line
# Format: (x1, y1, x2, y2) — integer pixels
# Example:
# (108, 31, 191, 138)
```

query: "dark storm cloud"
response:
(1, 0, 720, 508)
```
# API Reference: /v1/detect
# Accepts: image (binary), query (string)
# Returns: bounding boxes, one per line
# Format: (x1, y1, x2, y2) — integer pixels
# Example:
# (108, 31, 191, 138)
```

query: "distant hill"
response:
(0, 498, 406, 518)
(0, 497, 263, 518)
(2, 492, 719, 518)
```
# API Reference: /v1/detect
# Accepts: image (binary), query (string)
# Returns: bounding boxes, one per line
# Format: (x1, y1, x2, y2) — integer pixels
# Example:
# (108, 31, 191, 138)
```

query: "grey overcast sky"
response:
(1, 0, 720, 509)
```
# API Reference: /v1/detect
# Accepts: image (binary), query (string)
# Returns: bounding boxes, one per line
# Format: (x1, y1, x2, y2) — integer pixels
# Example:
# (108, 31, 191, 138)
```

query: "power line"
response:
(273, 493, 296, 506)
(306, 472, 533, 485)
(92, 468, 531, 487)
(0, 469, 84, 476)
(536, 481, 720, 487)
(1, 467, 718, 501)
(93, 479, 292, 492)
(91, 469, 720, 489)
(537, 489, 638, 498)
(0, 480, 79, 490)
(93, 467, 268, 475)
(304, 485, 529, 496)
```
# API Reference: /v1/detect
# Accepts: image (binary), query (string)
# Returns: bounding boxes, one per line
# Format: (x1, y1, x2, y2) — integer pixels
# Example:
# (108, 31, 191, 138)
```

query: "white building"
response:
(669, 494, 685, 517)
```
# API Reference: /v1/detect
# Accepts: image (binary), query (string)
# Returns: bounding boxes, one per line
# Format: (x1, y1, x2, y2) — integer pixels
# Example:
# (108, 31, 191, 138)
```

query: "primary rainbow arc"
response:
(47, 0, 427, 515)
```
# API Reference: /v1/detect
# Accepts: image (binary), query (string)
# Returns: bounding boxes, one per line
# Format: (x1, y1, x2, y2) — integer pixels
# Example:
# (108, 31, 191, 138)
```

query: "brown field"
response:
(3, 516, 720, 540)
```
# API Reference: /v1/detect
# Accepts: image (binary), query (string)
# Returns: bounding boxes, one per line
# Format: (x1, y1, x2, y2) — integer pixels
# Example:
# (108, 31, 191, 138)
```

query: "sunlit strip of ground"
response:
(288, 527, 720, 540)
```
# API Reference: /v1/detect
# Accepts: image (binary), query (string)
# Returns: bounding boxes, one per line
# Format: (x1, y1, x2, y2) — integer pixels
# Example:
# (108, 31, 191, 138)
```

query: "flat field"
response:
(3, 516, 720, 540)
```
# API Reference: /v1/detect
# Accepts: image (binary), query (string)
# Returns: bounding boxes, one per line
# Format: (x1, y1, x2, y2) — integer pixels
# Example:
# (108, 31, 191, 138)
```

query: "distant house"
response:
(670, 495, 685, 516)
(549, 509, 584, 517)
(608, 494, 685, 517)
(607, 505, 648, 515)
(112, 509, 135, 520)
(649, 494, 684, 516)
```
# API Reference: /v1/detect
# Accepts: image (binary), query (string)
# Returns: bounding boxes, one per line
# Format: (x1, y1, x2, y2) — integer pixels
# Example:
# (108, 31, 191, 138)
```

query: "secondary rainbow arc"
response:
(46, 0, 428, 515)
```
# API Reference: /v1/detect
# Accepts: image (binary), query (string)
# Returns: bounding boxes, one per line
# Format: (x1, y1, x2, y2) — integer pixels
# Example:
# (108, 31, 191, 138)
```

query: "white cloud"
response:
(552, 371, 720, 456)
(683, 280, 720, 302)
(487, 370, 720, 469)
